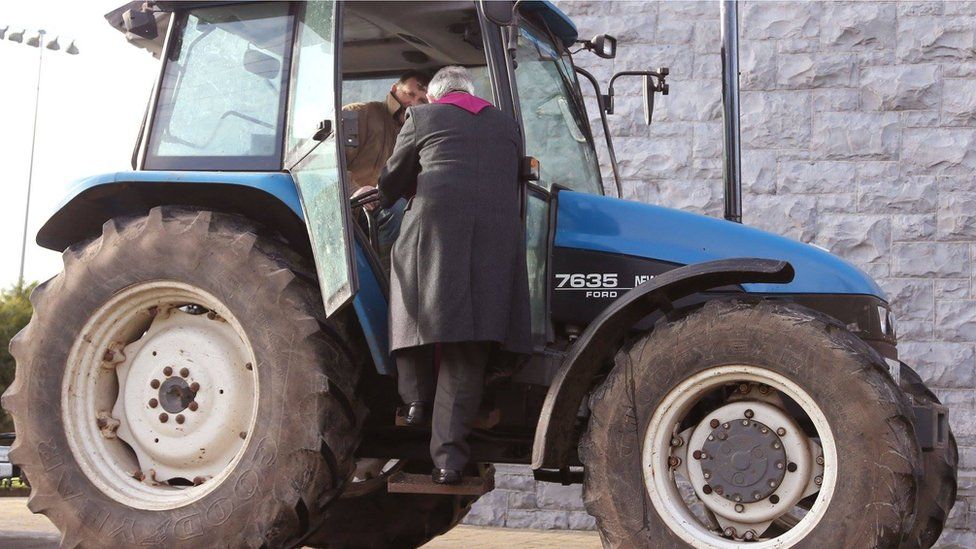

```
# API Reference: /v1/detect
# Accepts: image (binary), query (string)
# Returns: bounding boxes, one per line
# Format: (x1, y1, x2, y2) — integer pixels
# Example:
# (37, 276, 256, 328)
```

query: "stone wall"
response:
(464, 1, 976, 545)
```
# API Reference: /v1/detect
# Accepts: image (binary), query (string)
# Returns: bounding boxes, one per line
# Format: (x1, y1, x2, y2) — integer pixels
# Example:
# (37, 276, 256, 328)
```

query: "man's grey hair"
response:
(427, 65, 475, 101)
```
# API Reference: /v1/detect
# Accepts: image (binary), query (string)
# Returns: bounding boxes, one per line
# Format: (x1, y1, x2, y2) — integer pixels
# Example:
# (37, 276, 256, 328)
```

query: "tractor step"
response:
(387, 465, 495, 495)
(394, 407, 501, 429)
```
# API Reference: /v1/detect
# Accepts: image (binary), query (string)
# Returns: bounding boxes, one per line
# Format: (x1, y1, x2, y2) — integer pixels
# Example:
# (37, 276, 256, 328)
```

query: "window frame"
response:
(141, 2, 298, 172)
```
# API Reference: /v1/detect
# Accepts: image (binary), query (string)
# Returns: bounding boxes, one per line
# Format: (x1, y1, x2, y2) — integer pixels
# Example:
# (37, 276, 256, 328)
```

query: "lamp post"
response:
(2, 25, 80, 287)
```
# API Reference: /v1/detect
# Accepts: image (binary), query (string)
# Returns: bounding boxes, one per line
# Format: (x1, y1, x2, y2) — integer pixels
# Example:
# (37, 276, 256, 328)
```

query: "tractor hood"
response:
(554, 191, 886, 300)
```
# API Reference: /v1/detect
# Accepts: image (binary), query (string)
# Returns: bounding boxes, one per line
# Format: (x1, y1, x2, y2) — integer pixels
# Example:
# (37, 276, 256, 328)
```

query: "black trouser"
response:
(396, 341, 492, 470)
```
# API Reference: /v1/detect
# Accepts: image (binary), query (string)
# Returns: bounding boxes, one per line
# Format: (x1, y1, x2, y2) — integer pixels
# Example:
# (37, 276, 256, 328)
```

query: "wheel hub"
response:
(112, 307, 256, 485)
(158, 376, 196, 413)
(700, 419, 786, 502)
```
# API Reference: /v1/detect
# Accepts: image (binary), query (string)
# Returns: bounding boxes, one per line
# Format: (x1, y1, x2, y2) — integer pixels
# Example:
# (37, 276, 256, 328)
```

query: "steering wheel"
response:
(349, 189, 382, 252)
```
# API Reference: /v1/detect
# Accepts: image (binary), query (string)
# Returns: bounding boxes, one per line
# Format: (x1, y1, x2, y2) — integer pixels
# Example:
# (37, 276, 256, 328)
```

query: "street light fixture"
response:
(3, 24, 80, 287)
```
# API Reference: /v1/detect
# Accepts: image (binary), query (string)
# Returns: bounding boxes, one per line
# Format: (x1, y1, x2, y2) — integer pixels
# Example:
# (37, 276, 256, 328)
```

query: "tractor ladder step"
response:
(394, 407, 501, 430)
(387, 465, 495, 496)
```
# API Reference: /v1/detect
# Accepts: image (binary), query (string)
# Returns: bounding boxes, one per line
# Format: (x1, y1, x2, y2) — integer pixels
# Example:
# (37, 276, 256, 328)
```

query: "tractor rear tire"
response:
(2, 207, 365, 548)
(581, 300, 922, 548)
(899, 364, 958, 548)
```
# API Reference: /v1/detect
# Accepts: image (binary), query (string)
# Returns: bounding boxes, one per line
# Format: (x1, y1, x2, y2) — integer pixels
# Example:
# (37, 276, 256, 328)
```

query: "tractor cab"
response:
(107, 0, 662, 364)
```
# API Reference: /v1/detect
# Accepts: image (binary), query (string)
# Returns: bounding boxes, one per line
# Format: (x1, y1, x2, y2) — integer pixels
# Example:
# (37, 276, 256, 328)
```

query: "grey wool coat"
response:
(377, 101, 532, 355)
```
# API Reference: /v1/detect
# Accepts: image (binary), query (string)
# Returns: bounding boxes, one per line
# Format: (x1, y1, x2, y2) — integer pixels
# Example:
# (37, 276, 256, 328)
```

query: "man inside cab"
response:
(346, 71, 430, 270)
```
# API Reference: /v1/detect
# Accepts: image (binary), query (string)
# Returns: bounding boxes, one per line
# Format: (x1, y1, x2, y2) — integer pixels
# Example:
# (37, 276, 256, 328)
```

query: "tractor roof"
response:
(105, 1, 580, 57)
(520, 1, 578, 47)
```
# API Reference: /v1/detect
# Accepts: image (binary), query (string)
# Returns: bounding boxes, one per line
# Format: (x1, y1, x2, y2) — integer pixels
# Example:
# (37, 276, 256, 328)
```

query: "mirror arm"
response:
(576, 66, 622, 198)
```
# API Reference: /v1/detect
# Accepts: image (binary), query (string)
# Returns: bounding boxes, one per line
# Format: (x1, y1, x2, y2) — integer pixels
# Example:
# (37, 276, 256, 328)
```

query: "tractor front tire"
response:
(581, 300, 922, 548)
(2, 207, 365, 548)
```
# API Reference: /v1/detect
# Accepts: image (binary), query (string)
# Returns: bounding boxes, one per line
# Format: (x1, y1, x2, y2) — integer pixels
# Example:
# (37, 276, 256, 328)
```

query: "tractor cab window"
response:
(145, 2, 293, 171)
(514, 26, 602, 195)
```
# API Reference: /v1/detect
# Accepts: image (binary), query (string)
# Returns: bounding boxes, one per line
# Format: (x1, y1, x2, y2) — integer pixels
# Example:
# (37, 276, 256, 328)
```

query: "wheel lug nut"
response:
(722, 423, 730, 429)
(741, 419, 749, 426)
(709, 419, 720, 429)
(733, 494, 741, 502)
(776, 461, 784, 469)
(693, 450, 703, 460)
(816, 455, 824, 465)
(753, 492, 762, 500)
(738, 383, 749, 393)
(760, 427, 769, 434)
(707, 435, 715, 441)
(744, 409, 754, 419)
(744, 530, 756, 541)
(159, 413, 169, 423)
(815, 475, 823, 485)
(190, 382, 201, 392)
(180, 367, 189, 378)
(776, 427, 786, 436)
(770, 494, 780, 504)
(163, 366, 173, 376)
(768, 480, 776, 488)
(150, 379, 160, 389)
(772, 442, 781, 449)
(703, 472, 711, 479)
(188, 401, 199, 411)
(787, 462, 798, 472)
(702, 484, 713, 494)
(758, 384, 770, 394)
(670, 436, 682, 447)
(723, 526, 735, 538)
(176, 414, 185, 424)
(714, 486, 724, 495)
(668, 456, 681, 467)
(734, 503, 744, 513)
(149, 398, 158, 408)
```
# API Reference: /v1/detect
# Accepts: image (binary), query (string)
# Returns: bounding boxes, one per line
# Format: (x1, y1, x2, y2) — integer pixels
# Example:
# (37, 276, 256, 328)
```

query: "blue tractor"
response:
(2, 1, 956, 547)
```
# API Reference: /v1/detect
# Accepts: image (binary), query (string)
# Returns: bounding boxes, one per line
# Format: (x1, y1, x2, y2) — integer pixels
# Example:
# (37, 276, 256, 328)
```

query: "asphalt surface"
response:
(0, 497, 601, 548)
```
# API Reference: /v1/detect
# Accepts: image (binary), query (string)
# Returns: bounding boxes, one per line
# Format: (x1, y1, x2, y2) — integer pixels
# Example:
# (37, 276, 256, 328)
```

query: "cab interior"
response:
(341, 1, 493, 106)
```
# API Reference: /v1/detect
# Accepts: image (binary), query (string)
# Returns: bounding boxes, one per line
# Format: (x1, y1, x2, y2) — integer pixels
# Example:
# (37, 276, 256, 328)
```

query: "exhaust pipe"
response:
(720, 0, 742, 223)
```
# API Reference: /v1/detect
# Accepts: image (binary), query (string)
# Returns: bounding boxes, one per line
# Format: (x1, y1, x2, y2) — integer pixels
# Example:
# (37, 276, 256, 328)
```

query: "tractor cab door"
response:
(509, 20, 604, 346)
(286, 1, 359, 317)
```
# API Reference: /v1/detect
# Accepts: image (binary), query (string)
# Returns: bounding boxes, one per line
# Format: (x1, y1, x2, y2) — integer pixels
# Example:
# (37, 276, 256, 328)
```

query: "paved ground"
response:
(0, 497, 601, 548)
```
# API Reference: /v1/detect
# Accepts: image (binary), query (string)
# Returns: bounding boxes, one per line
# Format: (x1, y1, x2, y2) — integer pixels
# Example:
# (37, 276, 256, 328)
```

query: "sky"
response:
(0, 1, 159, 287)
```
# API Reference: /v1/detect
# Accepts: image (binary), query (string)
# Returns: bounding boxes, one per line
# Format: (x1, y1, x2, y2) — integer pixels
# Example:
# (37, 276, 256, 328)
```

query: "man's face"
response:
(392, 78, 429, 108)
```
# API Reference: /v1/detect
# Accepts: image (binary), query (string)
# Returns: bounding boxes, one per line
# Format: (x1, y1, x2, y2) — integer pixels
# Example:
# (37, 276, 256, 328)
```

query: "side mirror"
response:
(605, 67, 669, 125)
(480, 0, 514, 26)
(642, 74, 654, 126)
(243, 48, 281, 79)
(587, 34, 617, 59)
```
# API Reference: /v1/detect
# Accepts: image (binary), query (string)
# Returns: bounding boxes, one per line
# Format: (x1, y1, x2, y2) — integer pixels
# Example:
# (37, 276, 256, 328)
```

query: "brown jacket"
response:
(343, 92, 404, 192)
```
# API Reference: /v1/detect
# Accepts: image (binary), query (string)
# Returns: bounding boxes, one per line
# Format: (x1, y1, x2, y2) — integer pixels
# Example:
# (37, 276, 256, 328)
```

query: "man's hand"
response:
(352, 185, 380, 211)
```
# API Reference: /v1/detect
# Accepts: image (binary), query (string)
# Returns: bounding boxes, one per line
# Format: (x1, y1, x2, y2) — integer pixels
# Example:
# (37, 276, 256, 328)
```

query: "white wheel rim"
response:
(62, 281, 259, 510)
(641, 365, 838, 548)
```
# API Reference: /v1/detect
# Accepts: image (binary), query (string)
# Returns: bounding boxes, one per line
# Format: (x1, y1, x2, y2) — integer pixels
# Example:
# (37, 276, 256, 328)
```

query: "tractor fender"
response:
(35, 170, 394, 377)
(531, 258, 795, 470)
(36, 171, 308, 252)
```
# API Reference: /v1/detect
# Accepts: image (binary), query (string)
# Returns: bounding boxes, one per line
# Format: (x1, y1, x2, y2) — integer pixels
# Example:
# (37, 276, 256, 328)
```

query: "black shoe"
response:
(431, 468, 462, 485)
(404, 401, 429, 426)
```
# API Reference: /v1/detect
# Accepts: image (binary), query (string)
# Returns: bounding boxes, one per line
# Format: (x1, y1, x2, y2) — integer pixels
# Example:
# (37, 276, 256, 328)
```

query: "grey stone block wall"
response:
(465, 0, 976, 544)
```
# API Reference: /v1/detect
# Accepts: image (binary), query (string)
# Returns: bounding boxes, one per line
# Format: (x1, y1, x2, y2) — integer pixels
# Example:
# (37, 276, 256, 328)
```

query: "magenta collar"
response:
(435, 91, 492, 114)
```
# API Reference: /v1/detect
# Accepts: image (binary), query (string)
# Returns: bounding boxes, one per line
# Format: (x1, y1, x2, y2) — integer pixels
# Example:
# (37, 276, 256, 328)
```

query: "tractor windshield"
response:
(514, 25, 602, 195)
(144, 2, 294, 170)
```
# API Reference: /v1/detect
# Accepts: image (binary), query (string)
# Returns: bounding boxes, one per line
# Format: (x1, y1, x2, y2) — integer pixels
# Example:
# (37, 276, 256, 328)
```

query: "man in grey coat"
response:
(376, 66, 531, 484)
